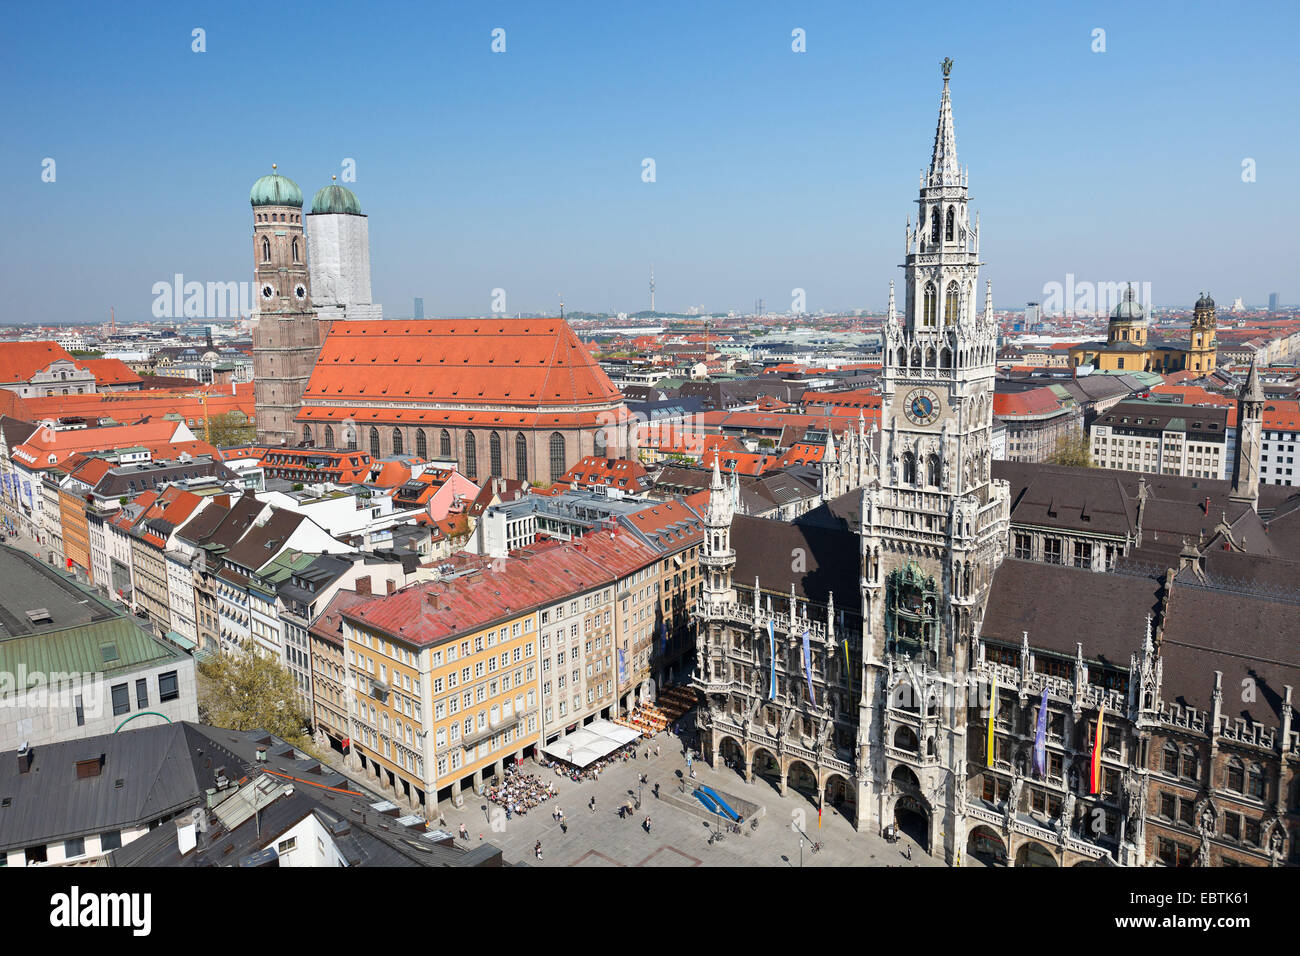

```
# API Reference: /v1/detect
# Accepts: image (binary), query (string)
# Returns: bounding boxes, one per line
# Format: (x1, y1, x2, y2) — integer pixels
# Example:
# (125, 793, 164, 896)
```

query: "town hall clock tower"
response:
(856, 60, 1011, 862)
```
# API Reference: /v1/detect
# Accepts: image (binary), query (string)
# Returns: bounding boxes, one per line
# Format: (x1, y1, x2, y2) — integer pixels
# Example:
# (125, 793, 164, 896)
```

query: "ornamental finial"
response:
(942, 57, 953, 80)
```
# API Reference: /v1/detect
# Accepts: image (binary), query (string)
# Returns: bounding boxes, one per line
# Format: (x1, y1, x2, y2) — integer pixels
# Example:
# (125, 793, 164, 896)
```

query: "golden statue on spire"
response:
(942, 57, 953, 78)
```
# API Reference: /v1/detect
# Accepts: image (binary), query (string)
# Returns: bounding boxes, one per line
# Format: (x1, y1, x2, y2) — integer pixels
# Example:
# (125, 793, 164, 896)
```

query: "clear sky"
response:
(2, 0, 1296, 323)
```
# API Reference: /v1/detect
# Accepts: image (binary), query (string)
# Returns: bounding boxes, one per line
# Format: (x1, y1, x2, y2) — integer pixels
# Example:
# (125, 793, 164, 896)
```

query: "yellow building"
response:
(1069, 288, 1217, 374)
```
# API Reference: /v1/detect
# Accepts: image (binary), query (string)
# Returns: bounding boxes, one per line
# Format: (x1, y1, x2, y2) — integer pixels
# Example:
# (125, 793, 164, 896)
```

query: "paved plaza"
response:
(435, 731, 944, 868)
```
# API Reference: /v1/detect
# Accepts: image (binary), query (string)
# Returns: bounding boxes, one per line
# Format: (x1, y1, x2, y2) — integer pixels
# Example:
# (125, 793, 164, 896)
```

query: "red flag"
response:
(1089, 705, 1105, 794)
(818, 801, 823, 830)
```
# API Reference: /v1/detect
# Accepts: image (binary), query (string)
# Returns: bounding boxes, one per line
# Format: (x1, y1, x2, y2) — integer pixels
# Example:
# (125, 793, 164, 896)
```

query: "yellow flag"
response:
(986, 674, 997, 764)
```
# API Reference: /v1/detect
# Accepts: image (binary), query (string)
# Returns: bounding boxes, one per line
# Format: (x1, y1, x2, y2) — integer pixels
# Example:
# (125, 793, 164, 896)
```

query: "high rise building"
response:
(414, 297, 424, 320)
(1269, 292, 1280, 313)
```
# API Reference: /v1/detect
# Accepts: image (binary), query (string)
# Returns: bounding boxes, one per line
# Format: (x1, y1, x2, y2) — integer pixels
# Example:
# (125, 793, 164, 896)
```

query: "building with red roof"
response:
(294, 318, 632, 485)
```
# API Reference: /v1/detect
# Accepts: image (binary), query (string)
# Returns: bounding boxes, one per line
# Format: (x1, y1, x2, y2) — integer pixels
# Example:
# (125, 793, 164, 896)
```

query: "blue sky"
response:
(2, 0, 1296, 323)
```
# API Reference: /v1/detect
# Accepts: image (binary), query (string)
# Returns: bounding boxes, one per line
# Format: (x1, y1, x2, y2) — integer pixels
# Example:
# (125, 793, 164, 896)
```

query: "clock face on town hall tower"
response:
(902, 387, 942, 426)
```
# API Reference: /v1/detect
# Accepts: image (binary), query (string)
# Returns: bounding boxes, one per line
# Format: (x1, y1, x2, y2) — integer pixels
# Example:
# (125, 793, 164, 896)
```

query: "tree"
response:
(197, 642, 313, 749)
(205, 410, 256, 447)
(1047, 430, 1093, 468)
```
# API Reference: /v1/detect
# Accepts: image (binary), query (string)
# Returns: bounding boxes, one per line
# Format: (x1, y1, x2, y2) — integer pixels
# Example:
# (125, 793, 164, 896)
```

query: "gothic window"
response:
(489, 432, 503, 477)
(1226, 758, 1244, 793)
(440, 429, 451, 457)
(292, 238, 300, 263)
(923, 282, 937, 327)
(945, 205, 955, 242)
(549, 432, 566, 483)
(926, 453, 940, 486)
(1248, 763, 1266, 799)
(911, 347, 922, 367)
(897, 347, 907, 368)
(925, 347, 936, 367)
(891, 682, 918, 711)
(302, 425, 312, 445)
(415, 428, 427, 458)
(464, 433, 477, 479)
(516, 433, 528, 481)
(324, 425, 334, 447)
(344, 426, 356, 451)
(392, 428, 403, 456)
(902, 452, 916, 485)
(945, 281, 961, 325)
(261, 237, 270, 262)
(369, 427, 380, 458)
(940, 347, 952, 369)
(594, 425, 606, 456)
(1181, 747, 1199, 781)
(930, 208, 940, 244)
(893, 725, 918, 752)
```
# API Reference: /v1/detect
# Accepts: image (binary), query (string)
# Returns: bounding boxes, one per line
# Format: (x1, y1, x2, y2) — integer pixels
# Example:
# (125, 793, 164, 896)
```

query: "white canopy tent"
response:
(542, 719, 641, 768)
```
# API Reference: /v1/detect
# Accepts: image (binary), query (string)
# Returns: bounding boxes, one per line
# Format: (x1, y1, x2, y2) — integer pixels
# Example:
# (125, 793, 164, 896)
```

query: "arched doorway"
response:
(787, 760, 818, 804)
(752, 748, 781, 793)
(894, 794, 930, 852)
(967, 825, 1008, 867)
(718, 736, 744, 776)
(1015, 841, 1059, 868)
(825, 773, 855, 814)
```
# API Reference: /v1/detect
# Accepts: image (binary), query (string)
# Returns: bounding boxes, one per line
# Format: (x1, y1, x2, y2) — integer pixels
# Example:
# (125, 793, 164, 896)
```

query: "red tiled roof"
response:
(0, 341, 77, 383)
(993, 388, 1064, 418)
(1263, 400, 1300, 431)
(300, 319, 624, 411)
(76, 358, 142, 387)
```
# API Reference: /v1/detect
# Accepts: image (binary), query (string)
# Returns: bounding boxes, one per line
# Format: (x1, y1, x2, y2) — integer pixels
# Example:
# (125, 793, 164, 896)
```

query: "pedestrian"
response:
(459, 823, 468, 840)
(560, 821, 567, 834)
(535, 840, 543, 861)
(906, 845, 912, 861)
(632, 749, 637, 760)
(656, 745, 661, 757)
(653, 782, 660, 799)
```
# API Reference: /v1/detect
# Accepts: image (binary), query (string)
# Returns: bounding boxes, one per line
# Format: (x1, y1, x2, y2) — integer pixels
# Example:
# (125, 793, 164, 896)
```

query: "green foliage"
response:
(197, 641, 313, 749)
(1046, 431, 1094, 468)
(205, 411, 256, 447)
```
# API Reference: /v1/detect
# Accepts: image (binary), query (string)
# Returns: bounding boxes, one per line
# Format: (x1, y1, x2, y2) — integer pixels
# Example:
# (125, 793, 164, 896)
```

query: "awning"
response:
(541, 719, 640, 768)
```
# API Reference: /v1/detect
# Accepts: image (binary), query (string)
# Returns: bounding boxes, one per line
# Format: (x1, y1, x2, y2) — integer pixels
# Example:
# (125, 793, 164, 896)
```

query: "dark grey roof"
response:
(731, 514, 859, 607)
(0, 544, 122, 637)
(0, 723, 233, 852)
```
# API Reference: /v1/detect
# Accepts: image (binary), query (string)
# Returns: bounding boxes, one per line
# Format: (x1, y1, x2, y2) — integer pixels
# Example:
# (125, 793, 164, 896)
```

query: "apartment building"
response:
(1261, 400, 1300, 487)
(1090, 400, 1229, 479)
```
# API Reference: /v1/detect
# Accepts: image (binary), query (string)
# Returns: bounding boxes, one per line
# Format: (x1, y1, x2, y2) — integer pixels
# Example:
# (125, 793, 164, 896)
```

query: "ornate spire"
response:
(929, 58, 959, 187)
(984, 278, 993, 324)
(1242, 353, 1264, 404)
(887, 279, 896, 323)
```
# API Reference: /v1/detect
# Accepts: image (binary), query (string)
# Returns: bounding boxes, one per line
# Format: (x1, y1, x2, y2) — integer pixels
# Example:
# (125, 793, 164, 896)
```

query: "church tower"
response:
(1230, 355, 1263, 506)
(859, 60, 1010, 862)
(306, 177, 383, 322)
(1189, 293, 1218, 374)
(250, 167, 331, 446)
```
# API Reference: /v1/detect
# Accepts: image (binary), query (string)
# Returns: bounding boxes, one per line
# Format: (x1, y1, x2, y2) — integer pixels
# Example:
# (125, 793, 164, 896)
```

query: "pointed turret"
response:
(929, 58, 959, 187)
(1230, 355, 1263, 506)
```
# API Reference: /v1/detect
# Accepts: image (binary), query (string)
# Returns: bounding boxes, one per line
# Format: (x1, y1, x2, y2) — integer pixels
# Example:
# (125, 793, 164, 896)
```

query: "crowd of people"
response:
(485, 767, 557, 817)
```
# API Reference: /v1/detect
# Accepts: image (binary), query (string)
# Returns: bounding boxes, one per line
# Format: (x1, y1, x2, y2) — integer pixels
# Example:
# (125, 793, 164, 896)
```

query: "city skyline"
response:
(3, 1, 1298, 323)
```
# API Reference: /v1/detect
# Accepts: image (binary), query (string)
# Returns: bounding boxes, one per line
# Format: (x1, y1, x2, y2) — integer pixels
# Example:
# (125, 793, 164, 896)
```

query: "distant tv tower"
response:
(650, 264, 655, 313)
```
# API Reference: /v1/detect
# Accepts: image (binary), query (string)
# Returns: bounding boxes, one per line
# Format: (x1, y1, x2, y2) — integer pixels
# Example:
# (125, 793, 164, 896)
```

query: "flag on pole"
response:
(818, 800, 823, 830)
(767, 617, 776, 700)
(842, 638, 850, 679)
(1032, 686, 1048, 777)
(986, 673, 997, 763)
(801, 629, 816, 706)
(1089, 704, 1105, 795)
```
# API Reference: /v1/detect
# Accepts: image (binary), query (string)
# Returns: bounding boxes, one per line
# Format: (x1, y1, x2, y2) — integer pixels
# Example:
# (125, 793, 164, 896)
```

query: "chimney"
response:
(427, 591, 441, 610)
(355, 575, 371, 596)
(386, 579, 396, 595)
(176, 815, 197, 856)
(1204, 496, 1210, 515)
(17, 743, 32, 774)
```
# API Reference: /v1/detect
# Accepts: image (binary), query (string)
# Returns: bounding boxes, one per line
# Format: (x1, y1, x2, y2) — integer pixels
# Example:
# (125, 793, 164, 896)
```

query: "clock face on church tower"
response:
(260, 283, 275, 301)
(903, 387, 942, 426)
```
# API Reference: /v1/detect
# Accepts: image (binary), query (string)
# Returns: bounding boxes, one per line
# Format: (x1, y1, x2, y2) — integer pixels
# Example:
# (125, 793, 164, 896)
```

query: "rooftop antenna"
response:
(650, 264, 655, 314)
(558, 293, 564, 320)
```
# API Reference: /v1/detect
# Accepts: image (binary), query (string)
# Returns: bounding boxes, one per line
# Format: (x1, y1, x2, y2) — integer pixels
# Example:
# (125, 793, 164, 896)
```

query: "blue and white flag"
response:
(801, 629, 816, 706)
(617, 647, 627, 685)
(1033, 686, 1049, 776)
(767, 617, 776, 700)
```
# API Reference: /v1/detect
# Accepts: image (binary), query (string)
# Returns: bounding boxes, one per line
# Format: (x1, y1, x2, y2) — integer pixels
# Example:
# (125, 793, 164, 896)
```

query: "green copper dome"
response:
(250, 169, 303, 208)
(311, 181, 362, 215)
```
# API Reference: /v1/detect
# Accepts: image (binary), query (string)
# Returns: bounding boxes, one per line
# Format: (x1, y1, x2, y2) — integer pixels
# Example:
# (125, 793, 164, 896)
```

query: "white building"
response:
(1090, 400, 1229, 479)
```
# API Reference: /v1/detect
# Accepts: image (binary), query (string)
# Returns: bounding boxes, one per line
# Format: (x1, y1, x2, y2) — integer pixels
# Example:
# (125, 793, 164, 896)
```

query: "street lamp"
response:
(636, 776, 643, 810)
